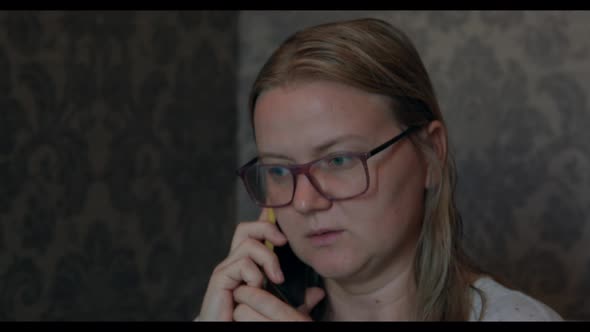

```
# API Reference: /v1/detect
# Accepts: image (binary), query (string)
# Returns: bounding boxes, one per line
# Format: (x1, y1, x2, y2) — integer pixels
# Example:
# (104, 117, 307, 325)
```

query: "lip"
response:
(306, 228, 344, 246)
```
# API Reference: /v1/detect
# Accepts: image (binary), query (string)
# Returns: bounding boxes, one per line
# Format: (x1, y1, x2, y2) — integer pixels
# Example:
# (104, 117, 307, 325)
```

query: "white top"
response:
(195, 276, 564, 321)
(469, 276, 563, 321)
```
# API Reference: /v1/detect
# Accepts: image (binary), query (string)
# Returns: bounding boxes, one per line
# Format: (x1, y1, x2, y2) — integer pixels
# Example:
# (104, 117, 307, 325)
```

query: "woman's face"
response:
(253, 80, 428, 284)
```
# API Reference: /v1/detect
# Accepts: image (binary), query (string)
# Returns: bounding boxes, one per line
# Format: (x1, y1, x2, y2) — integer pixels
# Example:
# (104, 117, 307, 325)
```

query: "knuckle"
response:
(264, 222, 280, 235)
(231, 238, 256, 257)
(238, 259, 263, 283)
(235, 221, 249, 232)
(233, 304, 247, 320)
(230, 224, 247, 249)
(242, 237, 262, 251)
(252, 275, 264, 287)
(237, 256, 253, 269)
(248, 290, 263, 305)
(212, 261, 228, 275)
(232, 222, 248, 241)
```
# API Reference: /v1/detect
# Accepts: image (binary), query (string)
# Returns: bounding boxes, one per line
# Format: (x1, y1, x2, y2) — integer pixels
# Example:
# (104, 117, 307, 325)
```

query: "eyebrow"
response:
(258, 134, 368, 162)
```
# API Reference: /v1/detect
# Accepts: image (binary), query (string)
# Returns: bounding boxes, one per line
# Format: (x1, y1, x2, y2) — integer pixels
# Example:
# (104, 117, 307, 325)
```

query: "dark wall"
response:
(0, 11, 238, 320)
(237, 11, 590, 320)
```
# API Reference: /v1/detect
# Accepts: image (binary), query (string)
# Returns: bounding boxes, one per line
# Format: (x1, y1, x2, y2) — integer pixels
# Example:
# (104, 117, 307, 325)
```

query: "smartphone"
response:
(263, 210, 322, 309)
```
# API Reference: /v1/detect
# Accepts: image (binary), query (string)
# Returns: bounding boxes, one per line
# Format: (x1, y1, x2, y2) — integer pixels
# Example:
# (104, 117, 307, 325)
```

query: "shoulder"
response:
(469, 276, 563, 321)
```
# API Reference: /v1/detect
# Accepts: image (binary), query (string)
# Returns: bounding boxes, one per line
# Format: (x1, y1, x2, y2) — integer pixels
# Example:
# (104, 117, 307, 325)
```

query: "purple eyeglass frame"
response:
(236, 126, 420, 208)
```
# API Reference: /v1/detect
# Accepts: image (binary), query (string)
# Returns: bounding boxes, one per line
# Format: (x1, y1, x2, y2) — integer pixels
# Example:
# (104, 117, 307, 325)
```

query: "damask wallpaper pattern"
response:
(0, 11, 238, 320)
(1, 10, 588, 321)
(237, 11, 590, 320)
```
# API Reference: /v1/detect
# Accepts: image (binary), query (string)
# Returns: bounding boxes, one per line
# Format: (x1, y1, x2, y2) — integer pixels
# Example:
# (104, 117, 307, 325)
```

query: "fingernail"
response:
(277, 233, 287, 243)
(275, 270, 284, 283)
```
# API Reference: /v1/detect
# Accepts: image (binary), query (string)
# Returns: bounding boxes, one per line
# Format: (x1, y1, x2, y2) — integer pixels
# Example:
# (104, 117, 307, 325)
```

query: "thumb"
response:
(297, 287, 326, 315)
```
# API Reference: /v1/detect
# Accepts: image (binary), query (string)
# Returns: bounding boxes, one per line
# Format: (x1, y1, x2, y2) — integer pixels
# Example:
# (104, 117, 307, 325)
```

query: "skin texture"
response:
(199, 80, 448, 321)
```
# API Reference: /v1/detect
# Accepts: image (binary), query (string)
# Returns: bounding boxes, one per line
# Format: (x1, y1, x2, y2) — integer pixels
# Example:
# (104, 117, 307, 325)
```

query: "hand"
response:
(197, 209, 288, 321)
(233, 285, 326, 321)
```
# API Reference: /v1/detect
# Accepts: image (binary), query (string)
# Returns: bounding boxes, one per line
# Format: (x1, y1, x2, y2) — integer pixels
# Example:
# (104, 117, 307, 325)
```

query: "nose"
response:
(292, 174, 332, 214)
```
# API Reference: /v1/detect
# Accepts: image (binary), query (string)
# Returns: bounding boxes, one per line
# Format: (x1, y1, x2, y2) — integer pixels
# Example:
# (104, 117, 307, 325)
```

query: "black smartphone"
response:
(263, 222, 323, 310)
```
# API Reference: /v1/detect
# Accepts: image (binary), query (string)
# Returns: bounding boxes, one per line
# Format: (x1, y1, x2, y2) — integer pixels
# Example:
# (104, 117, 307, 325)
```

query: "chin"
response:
(304, 248, 360, 280)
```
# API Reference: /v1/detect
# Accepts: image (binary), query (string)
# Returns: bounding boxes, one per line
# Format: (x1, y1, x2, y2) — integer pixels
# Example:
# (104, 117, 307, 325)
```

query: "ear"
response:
(422, 120, 447, 189)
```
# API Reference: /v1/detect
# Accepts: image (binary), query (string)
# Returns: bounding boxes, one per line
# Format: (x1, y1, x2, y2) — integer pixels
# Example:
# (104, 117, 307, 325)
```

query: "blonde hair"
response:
(249, 18, 485, 321)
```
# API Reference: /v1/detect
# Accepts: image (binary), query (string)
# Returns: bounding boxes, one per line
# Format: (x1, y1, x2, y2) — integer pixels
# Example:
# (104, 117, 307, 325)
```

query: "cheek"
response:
(381, 165, 426, 213)
(274, 211, 303, 239)
(350, 150, 427, 233)
(274, 214, 316, 265)
(367, 146, 425, 202)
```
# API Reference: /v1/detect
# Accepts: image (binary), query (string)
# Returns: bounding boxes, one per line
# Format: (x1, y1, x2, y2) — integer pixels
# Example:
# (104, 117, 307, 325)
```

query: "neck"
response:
(322, 250, 418, 321)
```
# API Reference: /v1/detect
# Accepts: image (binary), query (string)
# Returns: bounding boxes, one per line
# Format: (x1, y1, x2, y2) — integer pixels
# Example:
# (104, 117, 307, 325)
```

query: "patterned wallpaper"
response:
(1, 10, 588, 321)
(0, 11, 238, 320)
(236, 11, 590, 320)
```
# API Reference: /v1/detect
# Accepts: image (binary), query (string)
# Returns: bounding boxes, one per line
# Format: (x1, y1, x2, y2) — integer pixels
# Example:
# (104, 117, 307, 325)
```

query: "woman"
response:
(197, 18, 563, 321)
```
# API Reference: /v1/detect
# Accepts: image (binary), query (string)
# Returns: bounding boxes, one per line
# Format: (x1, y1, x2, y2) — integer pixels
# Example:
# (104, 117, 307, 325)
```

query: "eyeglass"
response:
(237, 126, 420, 208)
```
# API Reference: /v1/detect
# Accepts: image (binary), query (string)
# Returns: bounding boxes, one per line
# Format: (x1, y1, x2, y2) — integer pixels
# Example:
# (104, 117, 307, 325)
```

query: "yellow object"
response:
(265, 208, 276, 251)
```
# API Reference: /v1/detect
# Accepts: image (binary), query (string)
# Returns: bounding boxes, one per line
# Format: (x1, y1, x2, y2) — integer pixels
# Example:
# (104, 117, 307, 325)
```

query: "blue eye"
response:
(331, 156, 347, 165)
(268, 167, 289, 177)
(326, 155, 353, 168)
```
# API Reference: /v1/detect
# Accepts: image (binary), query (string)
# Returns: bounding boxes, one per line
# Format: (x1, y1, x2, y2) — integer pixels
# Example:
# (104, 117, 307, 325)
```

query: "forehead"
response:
(254, 81, 396, 143)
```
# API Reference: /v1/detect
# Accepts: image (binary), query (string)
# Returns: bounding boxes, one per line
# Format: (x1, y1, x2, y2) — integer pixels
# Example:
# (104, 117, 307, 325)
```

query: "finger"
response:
(297, 287, 326, 315)
(234, 285, 310, 321)
(212, 256, 266, 290)
(233, 303, 271, 321)
(230, 218, 287, 252)
(224, 238, 284, 284)
(231, 209, 269, 250)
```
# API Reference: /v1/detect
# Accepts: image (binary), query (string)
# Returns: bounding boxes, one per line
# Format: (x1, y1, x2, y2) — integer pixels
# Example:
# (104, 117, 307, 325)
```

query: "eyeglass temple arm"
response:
(367, 126, 420, 158)
(236, 157, 259, 175)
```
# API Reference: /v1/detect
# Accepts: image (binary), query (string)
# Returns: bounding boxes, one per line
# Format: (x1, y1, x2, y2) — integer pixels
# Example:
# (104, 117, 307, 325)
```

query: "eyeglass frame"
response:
(236, 125, 421, 208)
